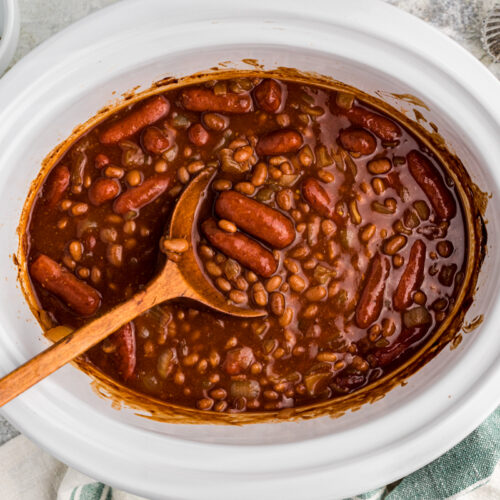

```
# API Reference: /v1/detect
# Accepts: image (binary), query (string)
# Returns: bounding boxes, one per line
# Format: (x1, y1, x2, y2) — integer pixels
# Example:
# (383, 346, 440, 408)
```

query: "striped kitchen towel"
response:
(0, 407, 497, 499)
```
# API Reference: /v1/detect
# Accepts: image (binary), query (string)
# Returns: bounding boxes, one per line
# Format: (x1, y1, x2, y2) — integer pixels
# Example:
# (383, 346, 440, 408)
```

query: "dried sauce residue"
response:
(413, 109, 427, 123)
(463, 314, 484, 333)
(15, 65, 488, 425)
(390, 92, 430, 110)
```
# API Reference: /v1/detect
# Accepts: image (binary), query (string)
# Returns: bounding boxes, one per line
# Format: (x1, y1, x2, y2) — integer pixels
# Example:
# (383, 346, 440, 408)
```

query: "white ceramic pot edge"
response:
(0, 1, 499, 499)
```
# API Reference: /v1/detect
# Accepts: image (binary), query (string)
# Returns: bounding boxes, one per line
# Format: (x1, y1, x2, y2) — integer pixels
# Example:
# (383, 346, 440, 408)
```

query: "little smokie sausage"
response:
(30, 254, 101, 316)
(188, 123, 210, 146)
(254, 79, 283, 113)
(202, 218, 277, 277)
(99, 95, 170, 144)
(355, 253, 390, 328)
(215, 190, 295, 249)
(339, 127, 376, 155)
(302, 177, 335, 219)
(256, 129, 303, 156)
(94, 153, 110, 169)
(142, 126, 170, 154)
(393, 239, 426, 311)
(407, 150, 457, 220)
(333, 101, 401, 142)
(371, 325, 429, 366)
(111, 322, 136, 380)
(88, 178, 121, 206)
(113, 173, 172, 215)
(44, 165, 70, 208)
(180, 88, 252, 113)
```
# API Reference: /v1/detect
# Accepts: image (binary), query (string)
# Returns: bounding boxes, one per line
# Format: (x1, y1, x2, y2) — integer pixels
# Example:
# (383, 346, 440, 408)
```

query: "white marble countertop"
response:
(1, 0, 499, 445)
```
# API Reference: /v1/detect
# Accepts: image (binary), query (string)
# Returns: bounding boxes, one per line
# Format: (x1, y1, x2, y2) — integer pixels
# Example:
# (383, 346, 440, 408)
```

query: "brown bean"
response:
(276, 189, 293, 211)
(339, 127, 376, 155)
(213, 179, 232, 191)
(254, 79, 283, 113)
(393, 239, 426, 311)
(113, 173, 172, 214)
(30, 254, 101, 316)
(229, 290, 248, 304)
(414, 291, 427, 305)
(216, 277, 232, 292)
(180, 87, 252, 113)
(126, 170, 142, 187)
(288, 274, 306, 292)
(279, 308, 293, 327)
(317, 169, 335, 183)
(383, 235, 407, 255)
(161, 238, 189, 253)
(142, 126, 169, 154)
(407, 150, 456, 220)
(252, 283, 268, 306)
(71, 203, 88, 216)
(107, 244, 123, 267)
(355, 253, 390, 328)
(359, 223, 376, 243)
(203, 113, 229, 131)
(202, 218, 277, 278)
(99, 95, 170, 144)
(334, 103, 401, 141)
(234, 146, 253, 163)
(88, 178, 121, 206)
(44, 165, 70, 209)
(234, 182, 255, 195)
(215, 190, 295, 249)
(187, 123, 210, 146)
(218, 219, 237, 233)
(205, 260, 222, 277)
(251, 162, 268, 186)
(256, 129, 303, 156)
(305, 285, 327, 302)
(372, 178, 386, 195)
(68, 240, 83, 262)
(367, 158, 391, 175)
(265, 275, 282, 292)
(104, 166, 124, 179)
(348, 200, 362, 225)
(270, 292, 285, 316)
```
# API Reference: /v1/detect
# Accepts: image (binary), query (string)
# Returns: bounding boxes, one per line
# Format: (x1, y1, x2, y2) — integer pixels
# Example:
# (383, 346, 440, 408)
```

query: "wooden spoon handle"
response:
(0, 268, 175, 407)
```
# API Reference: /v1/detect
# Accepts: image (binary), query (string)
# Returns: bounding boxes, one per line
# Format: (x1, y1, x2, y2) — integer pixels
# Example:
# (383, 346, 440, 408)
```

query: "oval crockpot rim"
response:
(0, 1, 499, 499)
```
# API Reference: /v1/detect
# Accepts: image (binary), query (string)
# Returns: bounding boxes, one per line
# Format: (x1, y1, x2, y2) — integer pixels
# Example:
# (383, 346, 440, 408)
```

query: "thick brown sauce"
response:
(23, 75, 477, 416)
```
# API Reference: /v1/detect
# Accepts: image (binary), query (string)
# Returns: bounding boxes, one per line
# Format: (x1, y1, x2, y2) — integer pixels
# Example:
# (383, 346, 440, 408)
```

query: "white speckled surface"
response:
(0, 0, 498, 445)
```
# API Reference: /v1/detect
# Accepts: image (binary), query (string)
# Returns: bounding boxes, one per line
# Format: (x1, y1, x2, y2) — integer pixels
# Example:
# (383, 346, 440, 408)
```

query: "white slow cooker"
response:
(0, 1, 499, 498)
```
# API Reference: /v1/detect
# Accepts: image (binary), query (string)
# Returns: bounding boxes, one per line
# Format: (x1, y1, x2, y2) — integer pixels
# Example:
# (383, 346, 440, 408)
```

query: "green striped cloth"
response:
(350, 408, 500, 500)
(66, 484, 112, 500)
(58, 408, 499, 499)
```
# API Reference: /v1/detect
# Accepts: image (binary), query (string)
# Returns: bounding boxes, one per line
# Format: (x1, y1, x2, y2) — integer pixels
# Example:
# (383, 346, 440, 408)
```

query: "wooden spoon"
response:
(0, 167, 264, 406)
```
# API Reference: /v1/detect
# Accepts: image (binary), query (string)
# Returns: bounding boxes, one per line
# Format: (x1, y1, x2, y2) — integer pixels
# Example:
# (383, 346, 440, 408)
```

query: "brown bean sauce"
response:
(26, 77, 467, 413)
